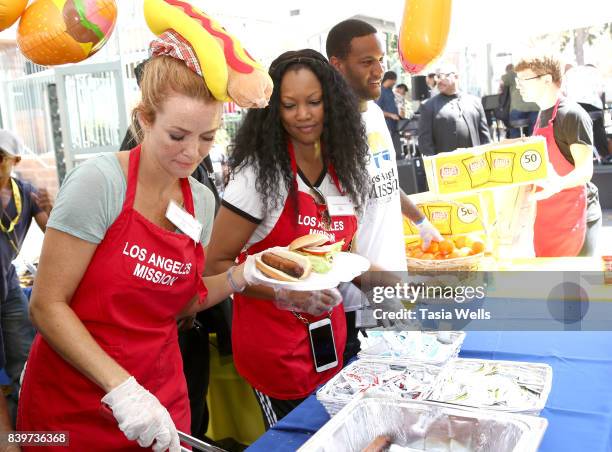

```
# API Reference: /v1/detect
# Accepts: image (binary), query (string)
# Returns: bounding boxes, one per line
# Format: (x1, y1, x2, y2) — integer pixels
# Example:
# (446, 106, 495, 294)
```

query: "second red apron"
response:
(233, 142, 358, 400)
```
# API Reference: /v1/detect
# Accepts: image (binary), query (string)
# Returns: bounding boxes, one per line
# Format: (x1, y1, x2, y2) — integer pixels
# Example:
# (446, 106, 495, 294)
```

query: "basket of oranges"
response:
(405, 233, 486, 272)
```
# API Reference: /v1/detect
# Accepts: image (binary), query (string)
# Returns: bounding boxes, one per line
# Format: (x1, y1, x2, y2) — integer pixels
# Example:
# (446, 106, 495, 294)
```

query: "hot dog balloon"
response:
(398, 0, 452, 74)
(144, 0, 272, 108)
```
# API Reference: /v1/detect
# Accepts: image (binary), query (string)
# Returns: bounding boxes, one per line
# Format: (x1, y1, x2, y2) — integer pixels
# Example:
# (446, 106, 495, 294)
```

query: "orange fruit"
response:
(447, 250, 461, 259)
(438, 239, 455, 255)
(425, 241, 439, 254)
(420, 253, 435, 260)
(453, 235, 467, 249)
(471, 240, 485, 254)
(412, 248, 424, 259)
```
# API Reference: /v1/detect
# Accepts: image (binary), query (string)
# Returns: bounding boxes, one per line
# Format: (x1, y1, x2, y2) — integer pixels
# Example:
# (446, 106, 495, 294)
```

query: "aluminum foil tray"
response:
(299, 397, 547, 452)
(427, 358, 552, 415)
(316, 360, 440, 416)
(358, 331, 466, 367)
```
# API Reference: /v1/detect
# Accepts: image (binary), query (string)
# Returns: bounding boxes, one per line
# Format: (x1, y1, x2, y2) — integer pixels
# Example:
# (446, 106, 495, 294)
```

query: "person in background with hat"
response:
(16, 30, 263, 451)
(0, 130, 52, 424)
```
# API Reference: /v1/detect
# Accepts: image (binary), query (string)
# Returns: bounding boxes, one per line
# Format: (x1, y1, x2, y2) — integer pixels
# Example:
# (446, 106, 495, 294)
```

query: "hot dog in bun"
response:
(255, 249, 312, 282)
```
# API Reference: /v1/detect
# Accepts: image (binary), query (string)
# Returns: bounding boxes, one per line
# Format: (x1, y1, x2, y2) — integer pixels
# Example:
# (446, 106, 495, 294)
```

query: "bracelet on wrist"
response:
(227, 266, 246, 293)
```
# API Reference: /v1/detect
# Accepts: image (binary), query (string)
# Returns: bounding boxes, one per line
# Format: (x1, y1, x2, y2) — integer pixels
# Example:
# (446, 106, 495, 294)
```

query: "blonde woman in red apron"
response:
(515, 56, 593, 257)
(207, 50, 370, 428)
(17, 36, 259, 451)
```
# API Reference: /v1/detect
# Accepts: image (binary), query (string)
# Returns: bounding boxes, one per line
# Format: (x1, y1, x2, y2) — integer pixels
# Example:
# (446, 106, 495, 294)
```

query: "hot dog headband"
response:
(144, 0, 273, 108)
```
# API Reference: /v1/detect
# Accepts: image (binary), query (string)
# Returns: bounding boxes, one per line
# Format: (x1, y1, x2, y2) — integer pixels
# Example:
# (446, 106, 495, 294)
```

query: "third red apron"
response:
(533, 98, 586, 257)
(232, 142, 358, 400)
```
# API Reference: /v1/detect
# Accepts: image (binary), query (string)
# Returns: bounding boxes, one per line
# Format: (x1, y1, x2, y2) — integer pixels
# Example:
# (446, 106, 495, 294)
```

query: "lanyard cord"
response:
(0, 209, 20, 254)
(0, 179, 22, 234)
(291, 310, 331, 326)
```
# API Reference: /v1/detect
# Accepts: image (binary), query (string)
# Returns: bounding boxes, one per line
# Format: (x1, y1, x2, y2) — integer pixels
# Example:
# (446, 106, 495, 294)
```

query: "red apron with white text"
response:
(17, 146, 208, 450)
(533, 98, 586, 257)
(232, 142, 358, 400)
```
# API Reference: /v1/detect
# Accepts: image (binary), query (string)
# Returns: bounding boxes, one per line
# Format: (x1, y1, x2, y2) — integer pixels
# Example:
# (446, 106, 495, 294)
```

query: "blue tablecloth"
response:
(247, 331, 612, 451)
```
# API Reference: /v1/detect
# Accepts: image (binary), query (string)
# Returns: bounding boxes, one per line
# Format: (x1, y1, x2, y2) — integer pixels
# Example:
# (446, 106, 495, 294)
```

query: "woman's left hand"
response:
(273, 287, 343, 316)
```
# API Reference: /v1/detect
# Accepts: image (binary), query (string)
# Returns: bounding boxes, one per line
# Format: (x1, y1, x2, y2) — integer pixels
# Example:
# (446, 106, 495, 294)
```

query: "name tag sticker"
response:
(327, 196, 355, 217)
(166, 200, 202, 243)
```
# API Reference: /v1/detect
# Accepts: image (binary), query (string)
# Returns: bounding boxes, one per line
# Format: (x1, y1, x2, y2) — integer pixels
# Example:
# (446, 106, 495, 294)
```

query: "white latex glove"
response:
(101, 377, 180, 452)
(273, 287, 343, 316)
(241, 255, 259, 287)
(534, 165, 563, 201)
(416, 218, 443, 251)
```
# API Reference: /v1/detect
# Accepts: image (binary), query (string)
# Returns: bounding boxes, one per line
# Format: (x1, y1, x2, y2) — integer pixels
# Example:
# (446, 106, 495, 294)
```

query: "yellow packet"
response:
(462, 154, 491, 188)
(488, 151, 516, 183)
(426, 205, 453, 235)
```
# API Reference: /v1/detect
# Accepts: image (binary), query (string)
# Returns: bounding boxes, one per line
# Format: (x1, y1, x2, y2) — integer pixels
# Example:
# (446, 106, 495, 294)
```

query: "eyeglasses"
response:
(435, 72, 456, 80)
(309, 186, 331, 230)
(515, 74, 547, 84)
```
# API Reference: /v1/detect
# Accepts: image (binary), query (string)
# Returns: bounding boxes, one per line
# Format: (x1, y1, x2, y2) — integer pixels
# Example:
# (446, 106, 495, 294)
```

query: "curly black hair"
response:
(229, 49, 370, 216)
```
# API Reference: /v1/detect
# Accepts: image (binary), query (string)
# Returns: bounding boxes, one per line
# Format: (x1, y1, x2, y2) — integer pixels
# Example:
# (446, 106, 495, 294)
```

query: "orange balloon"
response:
(398, 0, 452, 74)
(0, 0, 27, 31)
(17, 0, 117, 66)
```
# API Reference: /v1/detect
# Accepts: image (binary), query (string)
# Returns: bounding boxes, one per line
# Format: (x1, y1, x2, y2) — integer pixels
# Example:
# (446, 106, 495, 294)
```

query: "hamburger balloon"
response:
(17, 0, 117, 66)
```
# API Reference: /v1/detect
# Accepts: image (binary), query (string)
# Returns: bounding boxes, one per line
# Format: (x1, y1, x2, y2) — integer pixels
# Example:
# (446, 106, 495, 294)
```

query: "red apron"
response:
(232, 142, 358, 400)
(17, 146, 208, 451)
(533, 98, 587, 257)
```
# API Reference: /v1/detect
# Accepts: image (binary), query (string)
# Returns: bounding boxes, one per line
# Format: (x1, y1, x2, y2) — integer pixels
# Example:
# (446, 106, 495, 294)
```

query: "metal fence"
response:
(2, 73, 55, 156)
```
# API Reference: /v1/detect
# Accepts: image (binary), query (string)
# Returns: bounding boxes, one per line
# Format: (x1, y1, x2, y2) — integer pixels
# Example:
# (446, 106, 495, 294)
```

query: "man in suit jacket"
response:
(418, 64, 491, 155)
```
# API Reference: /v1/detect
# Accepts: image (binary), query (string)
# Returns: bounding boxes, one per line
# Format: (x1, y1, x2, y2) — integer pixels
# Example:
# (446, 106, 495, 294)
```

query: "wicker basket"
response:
(406, 251, 484, 272)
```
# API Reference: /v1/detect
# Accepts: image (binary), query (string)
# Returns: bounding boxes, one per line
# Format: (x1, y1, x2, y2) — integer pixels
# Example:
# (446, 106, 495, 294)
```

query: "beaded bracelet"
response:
(227, 266, 246, 293)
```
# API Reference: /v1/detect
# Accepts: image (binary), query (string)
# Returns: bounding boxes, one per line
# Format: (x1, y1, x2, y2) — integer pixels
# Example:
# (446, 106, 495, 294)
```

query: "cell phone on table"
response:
(308, 317, 338, 373)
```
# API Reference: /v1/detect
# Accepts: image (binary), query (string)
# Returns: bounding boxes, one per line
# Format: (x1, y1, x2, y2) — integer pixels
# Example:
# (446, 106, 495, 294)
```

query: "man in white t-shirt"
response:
(326, 19, 442, 358)
(326, 20, 441, 272)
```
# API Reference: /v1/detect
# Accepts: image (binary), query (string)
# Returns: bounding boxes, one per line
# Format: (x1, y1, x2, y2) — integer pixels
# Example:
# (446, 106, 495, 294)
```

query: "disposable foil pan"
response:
(316, 360, 440, 416)
(299, 397, 548, 452)
(427, 358, 552, 415)
(358, 331, 466, 367)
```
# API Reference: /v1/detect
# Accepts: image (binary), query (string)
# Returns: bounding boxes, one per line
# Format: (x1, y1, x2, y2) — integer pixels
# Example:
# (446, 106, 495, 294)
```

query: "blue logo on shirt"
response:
(372, 149, 391, 169)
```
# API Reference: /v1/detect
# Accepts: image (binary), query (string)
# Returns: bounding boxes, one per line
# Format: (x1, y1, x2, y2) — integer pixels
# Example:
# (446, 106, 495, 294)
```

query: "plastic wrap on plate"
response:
(316, 360, 440, 416)
(427, 358, 552, 415)
(358, 331, 466, 366)
(299, 397, 547, 452)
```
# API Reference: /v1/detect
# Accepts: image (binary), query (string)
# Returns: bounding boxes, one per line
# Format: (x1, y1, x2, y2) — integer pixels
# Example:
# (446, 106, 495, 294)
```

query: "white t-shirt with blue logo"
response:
(355, 101, 406, 272)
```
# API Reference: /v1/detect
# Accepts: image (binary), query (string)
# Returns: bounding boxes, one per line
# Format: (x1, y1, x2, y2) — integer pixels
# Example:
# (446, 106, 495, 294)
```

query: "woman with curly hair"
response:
(206, 49, 369, 428)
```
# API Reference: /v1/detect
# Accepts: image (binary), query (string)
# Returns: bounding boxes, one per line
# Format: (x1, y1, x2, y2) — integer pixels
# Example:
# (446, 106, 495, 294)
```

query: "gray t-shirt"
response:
(48, 153, 215, 245)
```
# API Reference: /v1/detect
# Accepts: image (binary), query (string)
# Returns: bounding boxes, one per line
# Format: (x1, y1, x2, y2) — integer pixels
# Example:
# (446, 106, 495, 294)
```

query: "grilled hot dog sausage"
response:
(261, 252, 304, 278)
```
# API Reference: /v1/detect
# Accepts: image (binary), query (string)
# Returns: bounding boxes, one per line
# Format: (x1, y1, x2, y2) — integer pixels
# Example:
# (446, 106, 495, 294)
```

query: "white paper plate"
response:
(252, 248, 370, 291)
